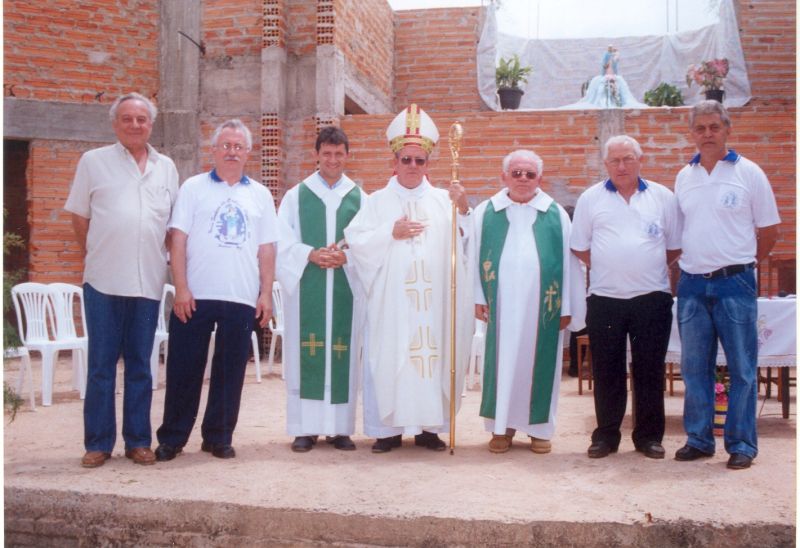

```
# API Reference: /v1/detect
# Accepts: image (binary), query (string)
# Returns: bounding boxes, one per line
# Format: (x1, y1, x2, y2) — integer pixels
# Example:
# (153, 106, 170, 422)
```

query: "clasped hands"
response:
(308, 243, 347, 269)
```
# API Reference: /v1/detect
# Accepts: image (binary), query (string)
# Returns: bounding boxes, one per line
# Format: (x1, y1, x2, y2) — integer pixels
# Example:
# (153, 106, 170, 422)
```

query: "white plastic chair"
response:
(204, 329, 261, 382)
(267, 281, 285, 379)
(11, 282, 86, 406)
(149, 284, 175, 390)
(7, 346, 35, 410)
(466, 319, 487, 390)
(48, 283, 88, 398)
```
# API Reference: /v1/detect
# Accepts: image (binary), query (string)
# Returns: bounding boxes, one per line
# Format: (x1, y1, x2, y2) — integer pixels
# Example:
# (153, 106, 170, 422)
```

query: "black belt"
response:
(685, 263, 755, 279)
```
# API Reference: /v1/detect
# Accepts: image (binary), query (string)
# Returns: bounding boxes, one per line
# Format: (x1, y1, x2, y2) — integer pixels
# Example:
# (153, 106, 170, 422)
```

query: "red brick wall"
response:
(202, 0, 262, 58)
(393, 8, 485, 113)
(25, 142, 89, 283)
(335, 0, 394, 101)
(287, 0, 317, 56)
(3, 0, 160, 102)
(737, 0, 796, 105)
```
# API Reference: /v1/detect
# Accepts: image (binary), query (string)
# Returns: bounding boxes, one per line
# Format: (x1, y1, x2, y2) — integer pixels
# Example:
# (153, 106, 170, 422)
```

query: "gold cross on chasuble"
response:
(333, 338, 349, 360)
(301, 333, 324, 356)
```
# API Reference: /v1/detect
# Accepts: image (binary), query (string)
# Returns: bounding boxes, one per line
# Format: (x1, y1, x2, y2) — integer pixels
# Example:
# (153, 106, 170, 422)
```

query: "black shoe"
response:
(154, 443, 182, 462)
(727, 453, 753, 470)
(291, 436, 317, 453)
(636, 441, 666, 459)
(371, 435, 402, 453)
(674, 444, 714, 461)
(587, 440, 617, 459)
(201, 440, 236, 459)
(414, 431, 446, 451)
(325, 435, 356, 451)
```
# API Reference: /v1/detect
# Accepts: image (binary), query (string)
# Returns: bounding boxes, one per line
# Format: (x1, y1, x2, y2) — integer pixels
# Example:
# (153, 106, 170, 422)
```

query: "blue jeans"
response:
(157, 300, 254, 448)
(83, 283, 159, 453)
(677, 269, 758, 458)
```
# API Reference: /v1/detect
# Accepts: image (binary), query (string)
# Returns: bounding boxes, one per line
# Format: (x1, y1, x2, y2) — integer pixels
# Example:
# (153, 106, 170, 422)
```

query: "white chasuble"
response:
(345, 177, 473, 435)
(276, 172, 366, 436)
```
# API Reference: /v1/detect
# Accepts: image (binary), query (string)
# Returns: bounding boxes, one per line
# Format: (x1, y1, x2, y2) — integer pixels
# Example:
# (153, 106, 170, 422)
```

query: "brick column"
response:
(261, 0, 287, 200)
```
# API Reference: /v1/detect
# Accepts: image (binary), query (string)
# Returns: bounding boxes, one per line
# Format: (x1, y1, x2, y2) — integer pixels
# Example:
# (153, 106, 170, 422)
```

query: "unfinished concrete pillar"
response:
(158, 0, 201, 181)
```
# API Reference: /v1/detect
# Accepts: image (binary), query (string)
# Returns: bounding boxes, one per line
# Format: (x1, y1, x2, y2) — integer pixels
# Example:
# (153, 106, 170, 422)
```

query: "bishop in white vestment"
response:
(344, 104, 473, 453)
(473, 150, 586, 454)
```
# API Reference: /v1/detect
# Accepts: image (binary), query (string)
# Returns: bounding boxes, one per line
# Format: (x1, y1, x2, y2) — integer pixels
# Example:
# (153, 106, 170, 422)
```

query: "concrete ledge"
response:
(4, 487, 795, 547)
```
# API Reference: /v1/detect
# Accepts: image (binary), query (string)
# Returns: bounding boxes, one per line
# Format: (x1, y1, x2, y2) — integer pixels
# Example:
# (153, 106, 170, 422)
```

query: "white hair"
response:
(602, 135, 643, 160)
(502, 149, 543, 174)
(109, 92, 157, 122)
(211, 119, 253, 150)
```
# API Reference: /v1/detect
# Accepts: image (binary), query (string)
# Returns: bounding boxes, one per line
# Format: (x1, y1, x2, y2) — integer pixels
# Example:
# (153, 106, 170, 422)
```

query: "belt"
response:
(685, 263, 755, 280)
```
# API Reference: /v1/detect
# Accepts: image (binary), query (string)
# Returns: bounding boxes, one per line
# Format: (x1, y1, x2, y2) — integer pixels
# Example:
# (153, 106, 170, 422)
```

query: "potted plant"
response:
(643, 82, 685, 107)
(495, 54, 532, 110)
(686, 58, 729, 102)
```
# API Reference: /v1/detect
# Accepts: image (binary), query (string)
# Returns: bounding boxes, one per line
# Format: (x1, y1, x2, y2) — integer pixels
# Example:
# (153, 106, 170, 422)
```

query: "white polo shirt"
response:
(169, 170, 279, 307)
(64, 142, 179, 300)
(571, 177, 680, 299)
(675, 150, 781, 274)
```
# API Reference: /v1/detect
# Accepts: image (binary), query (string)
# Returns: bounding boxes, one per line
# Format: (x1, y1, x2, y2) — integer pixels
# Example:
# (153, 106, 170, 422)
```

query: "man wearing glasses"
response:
(155, 119, 278, 461)
(571, 135, 680, 460)
(344, 104, 473, 453)
(673, 101, 779, 470)
(472, 150, 584, 455)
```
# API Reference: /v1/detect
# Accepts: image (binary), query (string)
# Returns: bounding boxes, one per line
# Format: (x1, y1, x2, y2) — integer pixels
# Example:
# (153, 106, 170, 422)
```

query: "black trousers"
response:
(586, 291, 673, 449)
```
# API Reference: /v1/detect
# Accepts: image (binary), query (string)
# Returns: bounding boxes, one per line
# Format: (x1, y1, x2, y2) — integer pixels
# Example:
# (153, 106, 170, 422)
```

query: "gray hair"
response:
(502, 149, 543, 174)
(109, 92, 157, 122)
(602, 135, 643, 160)
(689, 100, 731, 128)
(211, 119, 253, 150)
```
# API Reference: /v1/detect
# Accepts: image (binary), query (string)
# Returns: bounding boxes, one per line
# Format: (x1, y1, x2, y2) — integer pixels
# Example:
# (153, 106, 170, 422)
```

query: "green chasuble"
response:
(298, 183, 361, 403)
(479, 200, 564, 424)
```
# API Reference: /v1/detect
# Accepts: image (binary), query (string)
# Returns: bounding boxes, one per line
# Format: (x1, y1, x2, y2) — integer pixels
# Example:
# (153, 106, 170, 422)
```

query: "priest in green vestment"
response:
(276, 126, 368, 453)
(473, 149, 586, 455)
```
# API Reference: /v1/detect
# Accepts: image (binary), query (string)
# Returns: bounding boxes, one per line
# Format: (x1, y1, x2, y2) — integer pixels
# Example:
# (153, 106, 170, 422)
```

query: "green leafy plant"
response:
(495, 54, 532, 90)
(3, 209, 24, 350)
(4, 382, 23, 422)
(644, 82, 685, 107)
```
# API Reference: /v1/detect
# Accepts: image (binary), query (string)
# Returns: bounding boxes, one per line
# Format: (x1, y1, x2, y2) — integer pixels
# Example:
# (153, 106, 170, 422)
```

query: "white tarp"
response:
(476, 0, 751, 110)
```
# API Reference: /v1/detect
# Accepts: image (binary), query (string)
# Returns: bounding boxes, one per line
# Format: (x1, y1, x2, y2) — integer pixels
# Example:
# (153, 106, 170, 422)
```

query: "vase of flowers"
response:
(713, 367, 730, 436)
(686, 58, 729, 103)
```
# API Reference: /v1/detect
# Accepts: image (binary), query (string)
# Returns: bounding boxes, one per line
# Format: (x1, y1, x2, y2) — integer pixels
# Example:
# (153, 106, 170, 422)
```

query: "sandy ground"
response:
(3, 353, 796, 528)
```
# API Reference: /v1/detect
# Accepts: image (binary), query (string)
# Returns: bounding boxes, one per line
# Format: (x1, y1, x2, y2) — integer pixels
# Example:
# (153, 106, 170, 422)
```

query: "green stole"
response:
(479, 199, 564, 424)
(298, 182, 361, 403)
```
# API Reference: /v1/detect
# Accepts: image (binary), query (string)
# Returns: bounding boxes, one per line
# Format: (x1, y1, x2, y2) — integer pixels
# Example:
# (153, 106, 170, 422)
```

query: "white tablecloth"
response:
(666, 297, 796, 367)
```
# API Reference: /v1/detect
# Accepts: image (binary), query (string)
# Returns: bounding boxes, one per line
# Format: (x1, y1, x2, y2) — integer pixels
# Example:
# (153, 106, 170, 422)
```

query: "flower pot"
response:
(705, 89, 725, 103)
(713, 400, 728, 436)
(498, 87, 524, 110)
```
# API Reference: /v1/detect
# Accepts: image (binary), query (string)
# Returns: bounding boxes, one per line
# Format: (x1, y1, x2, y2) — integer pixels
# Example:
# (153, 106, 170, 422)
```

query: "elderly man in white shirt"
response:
(571, 135, 680, 460)
(65, 92, 179, 468)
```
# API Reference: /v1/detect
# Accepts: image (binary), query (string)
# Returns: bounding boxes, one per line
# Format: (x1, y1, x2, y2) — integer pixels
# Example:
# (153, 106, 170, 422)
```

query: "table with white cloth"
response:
(666, 297, 797, 418)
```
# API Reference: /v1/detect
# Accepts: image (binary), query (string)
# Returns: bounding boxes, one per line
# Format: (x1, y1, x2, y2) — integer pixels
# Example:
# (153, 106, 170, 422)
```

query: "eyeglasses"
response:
(399, 156, 427, 166)
(606, 156, 638, 167)
(691, 124, 724, 135)
(510, 169, 538, 180)
(217, 142, 247, 152)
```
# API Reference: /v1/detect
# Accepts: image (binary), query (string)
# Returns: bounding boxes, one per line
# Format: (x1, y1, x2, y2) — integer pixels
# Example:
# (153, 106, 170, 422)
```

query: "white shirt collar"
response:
(388, 175, 431, 199)
(490, 188, 553, 212)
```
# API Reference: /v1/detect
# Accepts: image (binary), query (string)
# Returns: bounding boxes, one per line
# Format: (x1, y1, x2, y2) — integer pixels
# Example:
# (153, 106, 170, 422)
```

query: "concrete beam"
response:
(344, 62, 393, 114)
(159, 0, 201, 179)
(3, 98, 121, 143)
(262, 47, 288, 115)
(315, 44, 345, 119)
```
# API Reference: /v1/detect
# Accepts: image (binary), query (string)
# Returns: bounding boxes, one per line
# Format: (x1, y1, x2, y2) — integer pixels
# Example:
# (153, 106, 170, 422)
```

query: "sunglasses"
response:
(399, 156, 427, 166)
(510, 169, 537, 180)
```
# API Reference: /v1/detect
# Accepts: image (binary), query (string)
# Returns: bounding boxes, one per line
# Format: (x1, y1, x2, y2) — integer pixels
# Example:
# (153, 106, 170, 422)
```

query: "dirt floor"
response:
(3, 353, 797, 544)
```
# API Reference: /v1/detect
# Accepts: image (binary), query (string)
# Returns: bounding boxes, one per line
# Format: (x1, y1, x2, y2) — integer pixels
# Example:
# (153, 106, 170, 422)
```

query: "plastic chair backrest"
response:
(48, 283, 85, 340)
(158, 284, 176, 333)
(270, 281, 284, 331)
(11, 282, 55, 344)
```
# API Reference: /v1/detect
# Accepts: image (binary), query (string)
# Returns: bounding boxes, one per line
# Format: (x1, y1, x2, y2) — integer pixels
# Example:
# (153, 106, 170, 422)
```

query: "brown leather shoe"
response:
(530, 437, 551, 454)
(488, 434, 512, 453)
(125, 447, 156, 466)
(81, 451, 111, 468)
